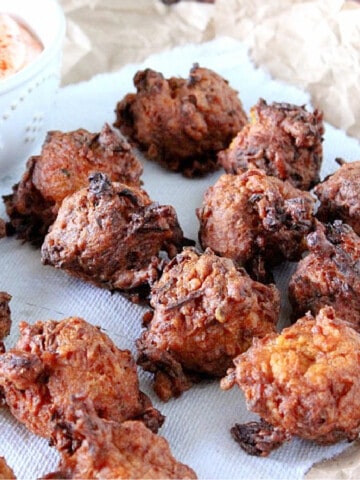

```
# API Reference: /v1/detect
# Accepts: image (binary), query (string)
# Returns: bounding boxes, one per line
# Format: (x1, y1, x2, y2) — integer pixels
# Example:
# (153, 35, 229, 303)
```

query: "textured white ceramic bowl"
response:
(0, 0, 66, 174)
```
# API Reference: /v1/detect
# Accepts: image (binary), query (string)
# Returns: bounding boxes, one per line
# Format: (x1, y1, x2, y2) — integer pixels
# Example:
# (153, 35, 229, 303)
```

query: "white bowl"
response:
(0, 0, 66, 175)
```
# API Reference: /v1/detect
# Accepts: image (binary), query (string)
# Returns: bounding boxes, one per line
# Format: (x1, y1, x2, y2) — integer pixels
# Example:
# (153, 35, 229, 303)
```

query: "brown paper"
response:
(57, 1, 360, 477)
(59, 0, 360, 142)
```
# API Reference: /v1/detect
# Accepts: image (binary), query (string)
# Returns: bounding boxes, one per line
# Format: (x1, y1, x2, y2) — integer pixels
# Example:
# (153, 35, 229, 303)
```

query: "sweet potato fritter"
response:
(289, 220, 360, 330)
(114, 64, 247, 177)
(41, 173, 186, 297)
(3, 123, 143, 244)
(314, 159, 360, 235)
(0, 457, 15, 480)
(137, 247, 280, 401)
(197, 169, 315, 281)
(43, 400, 197, 480)
(0, 317, 164, 439)
(218, 99, 324, 190)
(221, 307, 360, 456)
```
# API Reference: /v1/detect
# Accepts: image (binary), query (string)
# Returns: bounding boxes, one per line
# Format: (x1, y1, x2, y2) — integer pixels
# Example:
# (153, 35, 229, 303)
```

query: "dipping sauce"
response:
(0, 13, 43, 80)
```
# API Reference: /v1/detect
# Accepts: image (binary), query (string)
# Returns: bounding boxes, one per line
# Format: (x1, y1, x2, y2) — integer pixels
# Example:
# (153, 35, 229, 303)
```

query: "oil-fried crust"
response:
(221, 307, 360, 452)
(3, 124, 143, 245)
(315, 158, 360, 235)
(41, 173, 187, 296)
(114, 64, 247, 177)
(230, 419, 290, 457)
(0, 317, 164, 439)
(289, 220, 360, 330)
(218, 99, 324, 190)
(42, 399, 196, 480)
(197, 169, 315, 281)
(137, 247, 280, 401)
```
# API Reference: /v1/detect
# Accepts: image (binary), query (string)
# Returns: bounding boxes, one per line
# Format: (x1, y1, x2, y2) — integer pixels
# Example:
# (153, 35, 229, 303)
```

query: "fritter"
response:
(314, 158, 360, 235)
(137, 247, 280, 401)
(41, 173, 186, 297)
(43, 400, 197, 480)
(3, 123, 143, 245)
(0, 457, 15, 480)
(0, 317, 164, 439)
(197, 169, 315, 281)
(221, 307, 360, 456)
(114, 64, 247, 177)
(289, 220, 360, 330)
(218, 99, 324, 190)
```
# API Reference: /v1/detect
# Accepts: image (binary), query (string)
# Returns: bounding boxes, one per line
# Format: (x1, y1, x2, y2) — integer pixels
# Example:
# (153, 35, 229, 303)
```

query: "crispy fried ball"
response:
(314, 159, 360, 235)
(218, 99, 324, 190)
(43, 400, 197, 480)
(221, 307, 360, 456)
(0, 317, 164, 439)
(136, 247, 280, 401)
(196, 169, 315, 281)
(0, 457, 15, 480)
(114, 64, 247, 177)
(289, 220, 360, 330)
(41, 173, 186, 297)
(3, 123, 143, 244)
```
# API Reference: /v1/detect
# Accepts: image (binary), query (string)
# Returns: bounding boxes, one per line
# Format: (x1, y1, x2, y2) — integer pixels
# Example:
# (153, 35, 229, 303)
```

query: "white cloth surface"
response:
(1, 36, 360, 479)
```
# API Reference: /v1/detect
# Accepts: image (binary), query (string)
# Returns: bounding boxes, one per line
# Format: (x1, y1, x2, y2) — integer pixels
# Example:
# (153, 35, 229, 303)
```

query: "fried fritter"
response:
(137, 247, 280, 401)
(43, 400, 197, 480)
(3, 123, 143, 244)
(41, 173, 186, 297)
(0, 457, 15, 480)
(289, 220, 360, 330)
(218, 99, 324, 190)
(314, 159, 360, 235)
(114, 64, 247, 177)
(0, 317, 164, 439)
(197, 169, 315, 281)
(221, 307, 360, 456)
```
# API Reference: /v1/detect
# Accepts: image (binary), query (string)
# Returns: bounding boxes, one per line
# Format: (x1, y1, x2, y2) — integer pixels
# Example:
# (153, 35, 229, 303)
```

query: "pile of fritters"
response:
(0, 315, 196, 479)
(3, 123, 143, 245)
(3, 58, 360, 472)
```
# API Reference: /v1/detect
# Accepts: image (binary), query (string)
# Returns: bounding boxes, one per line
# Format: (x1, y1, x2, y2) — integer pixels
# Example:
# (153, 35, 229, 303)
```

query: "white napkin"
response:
(1, 36, 360, 480)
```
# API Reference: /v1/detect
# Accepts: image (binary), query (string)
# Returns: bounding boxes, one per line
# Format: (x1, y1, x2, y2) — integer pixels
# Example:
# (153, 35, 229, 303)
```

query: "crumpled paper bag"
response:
(59, 0, 360, 142)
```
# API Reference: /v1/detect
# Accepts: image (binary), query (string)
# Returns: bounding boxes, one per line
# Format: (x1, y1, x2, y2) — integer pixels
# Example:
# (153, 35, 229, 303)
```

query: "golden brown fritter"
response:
(0, 457, 15, 480)
(197, 169, 315, 281)
(0, 317, 164, 439)
(43, 400, 197, 480)
(314, 159, 360, 235)
(137, 247, 280, 401)
(114, 64, 247, 177)
(221, 307, 360, 456)
(218, 99, 324, 190)
(3, 123, 143, 244)
(289, 220, 360, 330)
(41, 173, 186, 298)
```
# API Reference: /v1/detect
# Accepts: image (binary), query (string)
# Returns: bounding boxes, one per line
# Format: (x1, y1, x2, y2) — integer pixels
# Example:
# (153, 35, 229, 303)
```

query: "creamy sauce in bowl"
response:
(0, 13, 43, 80)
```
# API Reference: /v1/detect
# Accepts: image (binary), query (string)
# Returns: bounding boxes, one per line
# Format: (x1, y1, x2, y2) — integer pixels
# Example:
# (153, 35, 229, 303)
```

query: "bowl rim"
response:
(0, 0, 66, 94)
